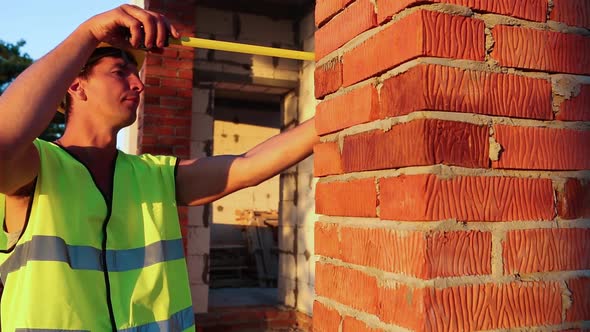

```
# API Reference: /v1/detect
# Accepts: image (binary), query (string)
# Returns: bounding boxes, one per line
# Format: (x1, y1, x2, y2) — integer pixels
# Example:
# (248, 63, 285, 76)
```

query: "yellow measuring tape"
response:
(169, 37, 315, 61)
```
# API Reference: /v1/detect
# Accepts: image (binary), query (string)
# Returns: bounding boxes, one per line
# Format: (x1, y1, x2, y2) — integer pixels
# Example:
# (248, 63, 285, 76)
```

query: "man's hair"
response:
(62, 47, 138, 119)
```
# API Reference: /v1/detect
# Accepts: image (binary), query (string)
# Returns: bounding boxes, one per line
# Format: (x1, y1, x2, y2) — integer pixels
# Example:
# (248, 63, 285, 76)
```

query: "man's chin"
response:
(122, 113, 138, 127)
(115, 108, 138, 128)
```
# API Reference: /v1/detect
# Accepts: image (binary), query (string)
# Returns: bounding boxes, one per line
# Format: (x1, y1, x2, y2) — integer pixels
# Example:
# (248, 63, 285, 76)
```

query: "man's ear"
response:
(67, 78, 87, 102)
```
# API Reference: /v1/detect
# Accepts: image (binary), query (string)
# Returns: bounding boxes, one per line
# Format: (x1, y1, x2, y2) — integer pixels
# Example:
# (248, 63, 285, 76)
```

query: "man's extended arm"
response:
(176, 118, 320, 206)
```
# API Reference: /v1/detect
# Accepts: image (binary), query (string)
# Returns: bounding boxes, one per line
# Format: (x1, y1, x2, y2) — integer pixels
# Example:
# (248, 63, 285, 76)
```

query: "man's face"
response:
(81, 56, 144, 127)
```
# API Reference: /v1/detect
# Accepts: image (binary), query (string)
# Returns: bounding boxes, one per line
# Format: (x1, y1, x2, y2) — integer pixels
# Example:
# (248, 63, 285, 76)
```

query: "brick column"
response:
(141, 0, 194, 158)
(142, 0, 210, 313)
(313, 1, 590, 331)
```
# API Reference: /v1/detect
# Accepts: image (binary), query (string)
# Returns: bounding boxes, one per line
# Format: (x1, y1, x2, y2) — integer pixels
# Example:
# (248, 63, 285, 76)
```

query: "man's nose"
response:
(130, 74, 145, 93)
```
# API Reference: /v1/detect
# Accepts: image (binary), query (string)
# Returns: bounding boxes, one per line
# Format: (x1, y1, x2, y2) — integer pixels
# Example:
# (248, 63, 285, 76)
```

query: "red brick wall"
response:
(142, 0, 196, 243)
(313, 1, 590, 331)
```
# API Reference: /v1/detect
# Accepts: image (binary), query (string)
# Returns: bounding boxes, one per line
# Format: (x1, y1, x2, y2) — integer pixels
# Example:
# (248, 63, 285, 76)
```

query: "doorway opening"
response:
(208, 91, 283, 307)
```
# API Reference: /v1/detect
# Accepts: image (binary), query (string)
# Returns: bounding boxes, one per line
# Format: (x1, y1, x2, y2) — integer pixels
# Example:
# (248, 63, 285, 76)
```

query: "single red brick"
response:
(177, 49, 196, 61)
(145, 86, 179, 97)
(374, 0, 415, 23)
(315, 58, 343, 99)
(315, 263, 379, 314)
(380, 174, 556, 222)
(558, 179, 590, 219)
(176, 88, 193, 98)
(342, 119, 489, 172)
(493, 125, 590, 170)
(341, 227, 422, 275)
(551, 0, 590, 29)
(557, 85, 590, 121)
(143, 105, 183, 117)
(162, 58, 194, 69)
(426, 231, 492, 277)
(144, 76, 161, 86)
(316, 84, 379, 135)
(313, 301, 342, 332)
(315, 0, 377, 60)
(315, 0, 347, 27)
(141, 135, 157, 145)
(503, 228, 590, 274)
(315, 223, 341, 259)
(378, 283, 425, 330)
(566, 278, 590, 322)
(175, 125, 191, 137)
(314, 142, 344, 177)
(158, 136, 190, 146)
(376, 0, 547, 24)
(295, 312, 313, 331)
(342, 317, 384, 332)
(160, 77, 193, 89)
(178, 69, 193, 80)
(144, 95, 159, 105)
(159, 47, 179, 59)
(316, 178, 378, 217)
(425, 282, 562, 330)
(143, 115, 190, 127)
(380, 64, 553, 120)
(160, 96, 192, 109)
(343, 10, 485, 86)
(145, 55, 163, 66)
(492, 26, 590, 75)
(158, 127, 176, 136)
(341, 227, 492, 277)
(145, 66, 179, 78)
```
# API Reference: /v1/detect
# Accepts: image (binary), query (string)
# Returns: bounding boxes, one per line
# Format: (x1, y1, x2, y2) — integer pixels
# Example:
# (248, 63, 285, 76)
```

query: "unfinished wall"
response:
(277, 9, 318, 317)
(313, 0, 590, 331)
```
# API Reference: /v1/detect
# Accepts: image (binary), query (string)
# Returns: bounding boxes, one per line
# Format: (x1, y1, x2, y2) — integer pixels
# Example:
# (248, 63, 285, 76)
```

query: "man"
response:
(0, 4, 318, 331)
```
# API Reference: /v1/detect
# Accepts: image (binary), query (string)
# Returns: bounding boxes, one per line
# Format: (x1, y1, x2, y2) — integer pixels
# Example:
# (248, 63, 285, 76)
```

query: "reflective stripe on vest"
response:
(0, 236, 185, 282)
(14, 306, 194, 332)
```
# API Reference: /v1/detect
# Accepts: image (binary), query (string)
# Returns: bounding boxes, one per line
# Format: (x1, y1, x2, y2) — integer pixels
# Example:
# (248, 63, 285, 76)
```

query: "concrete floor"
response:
(208, 287, 279, 308)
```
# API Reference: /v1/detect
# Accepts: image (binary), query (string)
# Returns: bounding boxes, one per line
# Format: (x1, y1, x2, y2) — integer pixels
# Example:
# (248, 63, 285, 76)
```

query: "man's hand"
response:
(82, 4, 180, 50)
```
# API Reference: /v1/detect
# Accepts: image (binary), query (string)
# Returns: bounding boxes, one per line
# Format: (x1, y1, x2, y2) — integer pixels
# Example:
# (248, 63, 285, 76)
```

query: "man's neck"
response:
(55, 133, 119, 199)
(55, 129, 118, 166)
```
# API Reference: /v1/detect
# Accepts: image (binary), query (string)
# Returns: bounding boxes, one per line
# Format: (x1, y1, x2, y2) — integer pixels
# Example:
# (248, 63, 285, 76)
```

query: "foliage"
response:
(0, 39, 65, 141)
(0, 39, 33, 92)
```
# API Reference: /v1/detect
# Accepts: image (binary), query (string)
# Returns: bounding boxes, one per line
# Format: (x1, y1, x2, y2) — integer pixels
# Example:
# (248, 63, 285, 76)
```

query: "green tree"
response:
(0, 39, 65, 141)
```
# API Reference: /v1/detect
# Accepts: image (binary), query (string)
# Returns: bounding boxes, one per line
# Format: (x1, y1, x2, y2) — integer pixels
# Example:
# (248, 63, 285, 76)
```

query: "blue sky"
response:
(1, 1, 129, 60)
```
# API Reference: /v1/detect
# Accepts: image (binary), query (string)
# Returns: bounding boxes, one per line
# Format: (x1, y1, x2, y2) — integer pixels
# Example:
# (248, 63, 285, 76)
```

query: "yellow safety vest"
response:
(0, 139, 194, 331)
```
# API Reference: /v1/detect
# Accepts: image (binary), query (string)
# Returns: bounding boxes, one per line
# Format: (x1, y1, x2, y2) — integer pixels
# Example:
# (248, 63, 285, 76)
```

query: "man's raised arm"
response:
(0, 5, 178, 194)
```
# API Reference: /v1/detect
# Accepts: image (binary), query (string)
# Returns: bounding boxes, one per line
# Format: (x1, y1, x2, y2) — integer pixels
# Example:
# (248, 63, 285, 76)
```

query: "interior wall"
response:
(188, 3, 314, 313)
(211, 107, 281, 228)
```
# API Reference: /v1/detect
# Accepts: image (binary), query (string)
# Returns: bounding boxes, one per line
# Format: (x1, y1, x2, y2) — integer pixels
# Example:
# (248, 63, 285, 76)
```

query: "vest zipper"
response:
(54, 144, 119, 331)
(101, 199, 117, 332)
(100, 153, 119, 332)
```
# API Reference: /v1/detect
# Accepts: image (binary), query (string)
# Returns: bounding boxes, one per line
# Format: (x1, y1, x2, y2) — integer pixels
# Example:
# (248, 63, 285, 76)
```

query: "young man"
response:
(0, 4, 318, 331)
